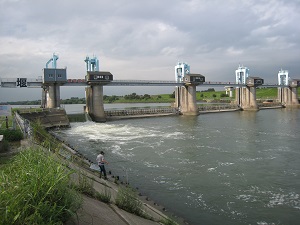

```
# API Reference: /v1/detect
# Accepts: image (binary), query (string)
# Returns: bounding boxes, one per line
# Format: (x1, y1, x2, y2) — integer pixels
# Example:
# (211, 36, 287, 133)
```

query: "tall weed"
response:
(116, 186, 144, 217)
(0, 147, 81, 225)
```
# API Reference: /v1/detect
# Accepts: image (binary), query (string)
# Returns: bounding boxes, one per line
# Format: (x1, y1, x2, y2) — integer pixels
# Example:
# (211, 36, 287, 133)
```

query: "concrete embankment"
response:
(18, 108, 70, 128)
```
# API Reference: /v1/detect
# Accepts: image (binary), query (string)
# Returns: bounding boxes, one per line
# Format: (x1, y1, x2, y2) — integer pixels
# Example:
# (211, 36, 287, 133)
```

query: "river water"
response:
(51, 105, 300, 225)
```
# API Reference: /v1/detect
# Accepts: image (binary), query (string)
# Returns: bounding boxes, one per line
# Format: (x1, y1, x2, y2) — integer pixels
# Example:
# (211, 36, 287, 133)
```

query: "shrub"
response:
(0, 129, 23, 142)
(116, 186, 144, 217)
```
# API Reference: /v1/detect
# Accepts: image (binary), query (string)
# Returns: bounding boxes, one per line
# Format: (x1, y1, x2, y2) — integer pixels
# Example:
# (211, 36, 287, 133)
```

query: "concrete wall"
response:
(18, 109, 70, 129)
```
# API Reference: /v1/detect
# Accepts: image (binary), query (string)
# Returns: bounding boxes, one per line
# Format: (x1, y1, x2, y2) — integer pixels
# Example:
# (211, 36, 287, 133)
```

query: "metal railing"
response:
(105, 107, 177, 117)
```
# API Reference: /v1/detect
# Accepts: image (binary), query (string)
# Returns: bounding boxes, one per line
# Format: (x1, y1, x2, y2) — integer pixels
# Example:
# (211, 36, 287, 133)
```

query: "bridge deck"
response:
(0, 78, 288, 88)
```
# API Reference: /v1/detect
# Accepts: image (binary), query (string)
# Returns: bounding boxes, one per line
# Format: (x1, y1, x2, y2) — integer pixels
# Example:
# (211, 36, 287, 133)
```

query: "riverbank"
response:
(0, 135, 182, 225)
(54, 136, 186, 225)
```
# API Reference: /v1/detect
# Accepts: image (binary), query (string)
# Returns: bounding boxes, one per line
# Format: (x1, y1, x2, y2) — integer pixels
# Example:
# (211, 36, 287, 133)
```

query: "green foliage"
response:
(160, 217, 179, 225)
(2, 100, 41, 106)
(0, 129, 23, 142)
(61, 97, 86, 104)
(95, 187, 112, 204)
(0, 139, 9, 153)
(104, 95, 119, 103)
(212, 94, 217, 98)
(143, 94, 151, 99)
(220, 93, 229, 97)
(116, 186, 144, 217)
(0, 147, 81, 225)
(124, 93, 141, 100)
(0, 116, 12, 129)
(30, 121, 62, 153)
(75, 172, 95, 197)
(73, 172, 111, 204)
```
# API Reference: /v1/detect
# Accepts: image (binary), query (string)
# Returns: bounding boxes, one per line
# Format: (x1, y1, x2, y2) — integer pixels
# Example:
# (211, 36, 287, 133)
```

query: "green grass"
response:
(0, 129, 23, 142)
(95, 187, 112, 204)
(0, 116, 13, 129)
(0, 147, 81, 225)
(256, 87, 278, 99)
(160, 217, 179, 225)
(116, 186, 146, 218)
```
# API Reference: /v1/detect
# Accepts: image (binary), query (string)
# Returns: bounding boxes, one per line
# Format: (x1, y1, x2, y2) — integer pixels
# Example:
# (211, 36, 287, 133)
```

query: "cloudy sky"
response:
(0, 0, 300, 102)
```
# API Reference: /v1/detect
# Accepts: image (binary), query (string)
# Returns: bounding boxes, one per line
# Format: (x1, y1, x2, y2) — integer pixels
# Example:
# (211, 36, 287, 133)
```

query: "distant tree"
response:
(107, 95, 119, 102)
(143, 94, 151, 99)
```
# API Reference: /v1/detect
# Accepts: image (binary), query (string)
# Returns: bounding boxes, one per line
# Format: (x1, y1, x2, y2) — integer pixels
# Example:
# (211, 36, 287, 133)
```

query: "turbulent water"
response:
(54, 108, 300, 225)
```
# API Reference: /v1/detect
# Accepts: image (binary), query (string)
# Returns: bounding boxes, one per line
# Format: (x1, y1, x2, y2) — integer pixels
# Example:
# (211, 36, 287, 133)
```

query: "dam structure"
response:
(1, 54, 299, 122)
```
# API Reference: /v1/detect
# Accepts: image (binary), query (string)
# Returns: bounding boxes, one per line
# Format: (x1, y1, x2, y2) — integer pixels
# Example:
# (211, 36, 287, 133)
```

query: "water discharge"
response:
(54, 108, 300, 225)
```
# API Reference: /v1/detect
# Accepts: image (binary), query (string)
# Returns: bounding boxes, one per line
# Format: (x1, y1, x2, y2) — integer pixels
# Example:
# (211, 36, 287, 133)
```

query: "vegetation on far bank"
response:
(1, 87, 296, 106)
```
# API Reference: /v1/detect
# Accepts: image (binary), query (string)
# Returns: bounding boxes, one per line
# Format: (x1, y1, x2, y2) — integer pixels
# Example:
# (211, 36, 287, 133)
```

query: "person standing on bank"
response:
(96, 151, 109, 179)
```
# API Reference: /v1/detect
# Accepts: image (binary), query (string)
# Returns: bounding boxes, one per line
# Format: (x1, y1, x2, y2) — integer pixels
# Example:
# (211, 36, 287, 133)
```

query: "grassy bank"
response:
(2, 88, 299, 106)
(0, 147, 81, 225)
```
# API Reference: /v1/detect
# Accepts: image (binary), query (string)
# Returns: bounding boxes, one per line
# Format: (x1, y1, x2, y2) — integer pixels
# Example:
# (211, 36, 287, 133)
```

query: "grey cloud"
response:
(0, 0, 300, 102)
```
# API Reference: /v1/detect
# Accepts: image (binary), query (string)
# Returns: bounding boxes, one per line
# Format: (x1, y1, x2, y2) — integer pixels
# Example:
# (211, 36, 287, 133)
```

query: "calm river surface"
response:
(52, 105, 300, 225)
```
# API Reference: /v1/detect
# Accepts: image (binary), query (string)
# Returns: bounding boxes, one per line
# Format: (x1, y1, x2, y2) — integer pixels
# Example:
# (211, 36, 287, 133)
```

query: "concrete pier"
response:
(278, 87, 299, 107)
(236, 87, 258, 110)
(291, 87, 299, 105)
(46, 84, 61, 108)
(235, 77, 263, 111)
(237, 86, 258, 111)
(85, 85, 106, 122)
(177, 85, 199, 115)
(248, 86, 258, 110)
